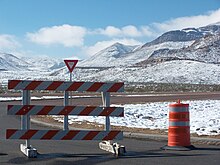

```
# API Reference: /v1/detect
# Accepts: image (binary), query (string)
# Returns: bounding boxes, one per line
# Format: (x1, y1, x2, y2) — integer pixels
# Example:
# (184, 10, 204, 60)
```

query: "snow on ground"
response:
(2, 60, 220, 86)
(53, 100, 220, 136)
(0, 96, 95, 101)
(0, 96, 63, 101)
(77, 61, 220, 84)
(1, 96, 219, 136)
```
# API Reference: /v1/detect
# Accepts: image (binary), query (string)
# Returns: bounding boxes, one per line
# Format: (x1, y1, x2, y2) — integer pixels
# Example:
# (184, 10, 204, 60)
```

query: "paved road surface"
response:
(1, 94, 220, 165)
(3, 92, 220, 106)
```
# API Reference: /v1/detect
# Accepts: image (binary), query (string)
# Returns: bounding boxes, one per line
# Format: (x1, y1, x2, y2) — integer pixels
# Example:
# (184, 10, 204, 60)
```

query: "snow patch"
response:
(53, 100, 220, 136)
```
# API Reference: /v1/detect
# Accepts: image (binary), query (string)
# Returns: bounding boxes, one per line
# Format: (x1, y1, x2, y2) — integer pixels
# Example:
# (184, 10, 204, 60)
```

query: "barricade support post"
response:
(7, 80, 125, 157)
(100, 92, 126, 156)
(102, 92, 110, 131)
(20, 90, 37, 158)
(64, 91, 69, 130)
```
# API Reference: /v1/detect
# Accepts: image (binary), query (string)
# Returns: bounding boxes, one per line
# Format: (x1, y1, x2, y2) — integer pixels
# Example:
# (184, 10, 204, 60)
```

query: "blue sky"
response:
(0, 0, 220, 60)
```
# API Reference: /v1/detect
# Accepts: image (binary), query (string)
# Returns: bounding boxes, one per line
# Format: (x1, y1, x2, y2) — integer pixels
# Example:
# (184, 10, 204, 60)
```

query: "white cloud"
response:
(98, 25, 153, 38)
(27, 24, 87, 47)
(140, 26, 156, 37)
(84, 38, 143, 56)
(122, 25, 142, 37)
(100, 26, 121, 37)
(0, 34, 20, 50)
(152, 8, 220, 32)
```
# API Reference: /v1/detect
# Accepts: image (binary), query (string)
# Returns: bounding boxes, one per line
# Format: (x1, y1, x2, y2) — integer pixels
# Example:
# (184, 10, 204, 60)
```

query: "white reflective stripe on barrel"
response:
(169, 106, 189, 112)
(169, 121, 190, 127)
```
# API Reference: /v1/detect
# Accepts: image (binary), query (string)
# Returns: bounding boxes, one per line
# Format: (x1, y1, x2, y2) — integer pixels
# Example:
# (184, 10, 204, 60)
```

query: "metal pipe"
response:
(22, 90, 30, 148)
(64, 91, 69, 130)
(102, 92, 110, 131)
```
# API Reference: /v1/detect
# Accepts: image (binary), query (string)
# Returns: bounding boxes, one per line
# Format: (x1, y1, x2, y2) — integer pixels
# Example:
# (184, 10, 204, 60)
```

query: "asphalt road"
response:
(1, 94, 220, 165)
(3, 91, 220, 106)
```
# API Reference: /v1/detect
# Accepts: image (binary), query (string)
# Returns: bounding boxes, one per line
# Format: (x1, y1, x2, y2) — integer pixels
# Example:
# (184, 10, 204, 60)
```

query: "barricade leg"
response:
(99, 92, 126, 156)
(99, 141, 126, 157)
(64, 91, 69, 130)
(102, 92, 110, 131)
(20, 90, 37, 158)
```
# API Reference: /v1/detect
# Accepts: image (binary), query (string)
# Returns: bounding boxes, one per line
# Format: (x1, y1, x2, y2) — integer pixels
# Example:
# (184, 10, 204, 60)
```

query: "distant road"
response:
(2, 92, 220, 106)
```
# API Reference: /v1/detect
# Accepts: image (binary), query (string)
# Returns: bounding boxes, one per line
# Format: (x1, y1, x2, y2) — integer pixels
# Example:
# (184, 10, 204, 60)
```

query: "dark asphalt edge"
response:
(124, 132, 220, 146)
(30, 118, 220, 146)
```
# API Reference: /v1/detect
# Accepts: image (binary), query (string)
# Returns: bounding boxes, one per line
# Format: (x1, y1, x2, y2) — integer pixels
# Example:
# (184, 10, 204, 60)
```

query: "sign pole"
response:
(63, 59, 78, 130)
(70, 72, 72, 82)
(69, 71, 73, 107)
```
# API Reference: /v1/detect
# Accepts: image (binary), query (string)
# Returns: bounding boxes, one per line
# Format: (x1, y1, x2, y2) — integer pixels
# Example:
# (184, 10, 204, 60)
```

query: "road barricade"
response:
(6, 80, 125, 157)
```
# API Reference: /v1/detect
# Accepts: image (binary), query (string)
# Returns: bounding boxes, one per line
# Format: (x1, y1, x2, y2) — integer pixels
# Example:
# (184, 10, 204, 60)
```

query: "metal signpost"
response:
(63, 60, 78, 130)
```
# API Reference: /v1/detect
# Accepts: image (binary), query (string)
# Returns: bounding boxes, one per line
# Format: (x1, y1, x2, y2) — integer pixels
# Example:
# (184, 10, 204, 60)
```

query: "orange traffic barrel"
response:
(162, 100, 195, 150)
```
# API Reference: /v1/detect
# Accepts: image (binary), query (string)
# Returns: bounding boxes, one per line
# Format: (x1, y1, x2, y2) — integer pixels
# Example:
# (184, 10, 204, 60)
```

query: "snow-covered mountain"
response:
(79, 41, 193, 67)
(137, 33, 220, 65)
(2, 60, 220, 85)
(0, 53, 64, 71)
(80, 23, 220, 67)
(143, 23, 220, 47)
(21, 56, 64, 70)
(72, 60, 220, 84)
(0, 53, 31, 71)
(79, 42, 138, 67)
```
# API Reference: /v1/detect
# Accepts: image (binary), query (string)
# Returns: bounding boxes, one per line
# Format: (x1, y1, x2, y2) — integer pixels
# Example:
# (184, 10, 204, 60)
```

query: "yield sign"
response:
(64, 60, 78, 72)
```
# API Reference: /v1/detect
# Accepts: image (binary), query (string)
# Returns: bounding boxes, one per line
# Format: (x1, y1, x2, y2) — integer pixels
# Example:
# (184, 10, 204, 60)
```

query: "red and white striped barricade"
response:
(7, 80, 124, 158)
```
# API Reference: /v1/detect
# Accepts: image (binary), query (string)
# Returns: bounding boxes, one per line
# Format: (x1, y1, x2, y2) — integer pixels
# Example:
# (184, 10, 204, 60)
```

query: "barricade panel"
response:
(7, 105, 124, 116)
(6, 129, 123, 140)
(8, 80, 124, 92)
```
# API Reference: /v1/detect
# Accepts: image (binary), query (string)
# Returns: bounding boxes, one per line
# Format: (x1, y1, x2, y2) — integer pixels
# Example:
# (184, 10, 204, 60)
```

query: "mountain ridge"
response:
(80, 22, 220, 67)
(137, 32, 220, 65)
(79, 42, 138, 67)
(0, 53, 31, 71)
(143, 23, 220, 47)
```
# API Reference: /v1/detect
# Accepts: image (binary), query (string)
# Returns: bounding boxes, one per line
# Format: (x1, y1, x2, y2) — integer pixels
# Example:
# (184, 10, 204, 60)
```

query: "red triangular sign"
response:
(64, 60, 78, 72)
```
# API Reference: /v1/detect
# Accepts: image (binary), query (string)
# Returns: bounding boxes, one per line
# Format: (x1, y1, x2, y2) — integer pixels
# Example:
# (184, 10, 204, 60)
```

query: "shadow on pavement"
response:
(194, 147, 220, 151)
(5, 150, 208, 165)
(119, 151, 206, 159)
(37, 153, 109, 159)
(6, 152, 113, 165)
(0, 153, 8, 156)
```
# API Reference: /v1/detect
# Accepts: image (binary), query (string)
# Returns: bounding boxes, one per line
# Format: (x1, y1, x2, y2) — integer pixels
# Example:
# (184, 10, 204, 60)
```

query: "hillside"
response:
(80, 23, 220, 67)
(0, 53, 31, 71)
(137, 33, 220, 65)
(143, 23, 220, 47)
(79, 42, 138, 67)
